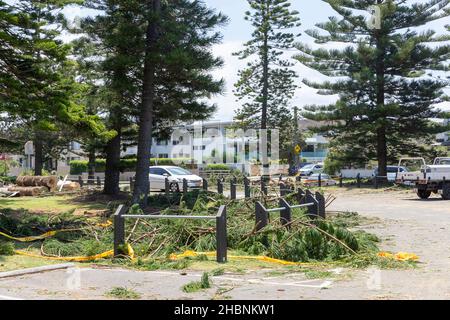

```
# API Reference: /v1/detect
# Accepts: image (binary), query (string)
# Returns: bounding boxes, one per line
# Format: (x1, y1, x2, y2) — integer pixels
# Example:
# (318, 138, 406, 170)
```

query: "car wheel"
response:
(417, 190, 431, 199)
(442, 184, 450, 200)
(169, 182, 179, 193)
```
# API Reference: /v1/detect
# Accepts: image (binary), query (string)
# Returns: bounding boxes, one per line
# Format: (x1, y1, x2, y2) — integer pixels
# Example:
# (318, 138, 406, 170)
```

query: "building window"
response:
(156, 139, 168, 146)
(158, 154, 169, 159)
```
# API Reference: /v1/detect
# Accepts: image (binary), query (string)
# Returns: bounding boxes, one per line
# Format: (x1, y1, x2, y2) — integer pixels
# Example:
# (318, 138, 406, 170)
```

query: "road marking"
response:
(0, 294, 23, 300)
(215, 276, 333, 289)
(56, 269, 333, 289)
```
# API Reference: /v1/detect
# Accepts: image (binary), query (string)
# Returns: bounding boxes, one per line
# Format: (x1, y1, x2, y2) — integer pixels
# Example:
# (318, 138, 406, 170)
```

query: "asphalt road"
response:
(1, 189, 449, 300)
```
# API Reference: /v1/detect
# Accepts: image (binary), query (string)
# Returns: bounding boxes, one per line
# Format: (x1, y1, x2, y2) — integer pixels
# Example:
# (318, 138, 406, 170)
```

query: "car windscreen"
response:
(302, 164, 315, 170)
(167, 167, 191, 175)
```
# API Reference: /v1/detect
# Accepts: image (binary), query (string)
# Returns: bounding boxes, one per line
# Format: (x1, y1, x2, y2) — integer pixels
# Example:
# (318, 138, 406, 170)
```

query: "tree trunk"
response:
(87, 151, 96, 185)
(261, 10, 270, 180)
(133, 0, 161, 206)
(104, 129, 121, 195)
(34, 139, 43, 176)
(376, 126, 387, 176)
(375, 12, 387, 178)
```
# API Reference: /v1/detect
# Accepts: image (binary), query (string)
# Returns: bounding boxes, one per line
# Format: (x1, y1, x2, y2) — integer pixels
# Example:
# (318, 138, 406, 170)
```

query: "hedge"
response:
(69, 158, 191, 174)
(204, 164, 231, 171)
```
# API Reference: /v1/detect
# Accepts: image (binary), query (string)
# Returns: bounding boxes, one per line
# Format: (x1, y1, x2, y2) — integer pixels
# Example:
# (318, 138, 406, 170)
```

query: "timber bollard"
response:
(129, 177, 134, 192)
(305, 190, 318, 219)
(203, 178, 208, 191)
(297, 188, 306, 204)
(373, 176, 379, 189)
(113, 205, 126, 257)
(217, 179, 223, 195)
(357, 173, 361, 188)
(280, 184, 287, 197)
(279, 198, 292, 227)
(165, 178, 170, 196)
(339, 173, 343, 188)
(216, 206, 227, 263)
(78, 176, 84, 188)
(97, 176, 101, 187)
(318, 173, 322, 187)
(261, 180, 267, 195)
(230, 178, 237, 200)
(255, 201, 268, 231)
(244, 177, 251, 198)
(315, 191, 326, 219)
(183, 178, 188, 195)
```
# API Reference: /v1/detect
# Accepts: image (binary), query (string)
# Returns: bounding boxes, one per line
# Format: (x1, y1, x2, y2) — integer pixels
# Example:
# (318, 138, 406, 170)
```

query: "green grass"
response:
(0, 254, 59, 272)
(0, 195, 107, 214)
(210, 267, 225, 276)
(105, 287, 141, 300)
(182, 272, 211, 293)
(303, 269, 334, 279)
(0, 241, 14, 255)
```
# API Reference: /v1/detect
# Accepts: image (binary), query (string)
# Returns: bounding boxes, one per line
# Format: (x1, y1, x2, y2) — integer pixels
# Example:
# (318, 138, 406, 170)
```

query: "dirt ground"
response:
(0, 188, 449, 300)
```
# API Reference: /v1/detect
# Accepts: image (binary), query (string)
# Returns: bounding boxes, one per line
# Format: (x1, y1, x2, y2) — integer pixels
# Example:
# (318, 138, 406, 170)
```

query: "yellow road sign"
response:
(294, 145, 301, 155)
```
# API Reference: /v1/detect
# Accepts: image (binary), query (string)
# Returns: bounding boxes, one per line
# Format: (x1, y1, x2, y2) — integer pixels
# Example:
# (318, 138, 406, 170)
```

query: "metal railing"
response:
(113, 204, 227, 263)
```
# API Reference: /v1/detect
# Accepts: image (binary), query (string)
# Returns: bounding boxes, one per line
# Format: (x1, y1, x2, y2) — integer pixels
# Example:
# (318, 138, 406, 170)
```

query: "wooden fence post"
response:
(315, 191, 326, 219)
(113, 205, 126, 257)
(230, 178, 236, 200)
(216, 206, 227, 263)
(244, 177, 251, 198)
(255, 201, 268, 231)
(279, 198, 292, 228)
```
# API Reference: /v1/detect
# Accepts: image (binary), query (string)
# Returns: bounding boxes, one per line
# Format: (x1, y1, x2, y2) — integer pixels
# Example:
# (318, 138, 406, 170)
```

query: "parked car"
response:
(299, 162, 313, 168)
(149, 166, 203, 192)
(302, 173, 337, 187)
(299, 163, 324, 176)
(374, 166, 409, 182)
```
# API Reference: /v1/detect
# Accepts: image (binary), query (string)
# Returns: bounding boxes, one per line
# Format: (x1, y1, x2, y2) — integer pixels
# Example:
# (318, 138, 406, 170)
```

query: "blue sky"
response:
(58, 0, 449, 120)
(202, 0, 343, 120)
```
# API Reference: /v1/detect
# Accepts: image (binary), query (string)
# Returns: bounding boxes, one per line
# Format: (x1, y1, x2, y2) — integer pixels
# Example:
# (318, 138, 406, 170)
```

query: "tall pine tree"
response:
(133, 0, 228, 205)
(1, 0, 102, 174)
(295, 0, 450, 175)
(76, 0, 227, 198)
(233, 0, 301, 168)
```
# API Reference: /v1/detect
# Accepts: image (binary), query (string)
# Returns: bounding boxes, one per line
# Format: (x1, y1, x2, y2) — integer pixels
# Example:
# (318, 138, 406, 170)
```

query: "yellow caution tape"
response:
(0, 220, 112, 243)
(95, 221, 112, 228)
(378, 251, 419, 261)
(15, 249, 114, 262)
(0, 230, 75, 242)
(169, 250, 311, 266)
(15, 244, 135, 262)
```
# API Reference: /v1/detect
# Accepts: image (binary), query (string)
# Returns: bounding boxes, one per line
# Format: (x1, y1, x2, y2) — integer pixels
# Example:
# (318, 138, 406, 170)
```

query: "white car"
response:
(149, 166, 203, 192)
(299, 164, 324, 177)
(374, 166, 409, 182)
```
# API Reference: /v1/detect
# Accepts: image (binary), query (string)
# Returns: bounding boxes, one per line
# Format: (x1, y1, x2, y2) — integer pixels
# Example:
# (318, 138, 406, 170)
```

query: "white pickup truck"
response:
(396, 157, 450, 200)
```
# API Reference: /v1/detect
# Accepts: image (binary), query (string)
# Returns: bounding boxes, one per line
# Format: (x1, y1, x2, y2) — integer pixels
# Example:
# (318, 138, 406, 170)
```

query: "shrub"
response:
(0, 241, 15, 255)
(0, 176, 17, 184)
(70, 158, 191, 174)
(205, 164, 230, 171)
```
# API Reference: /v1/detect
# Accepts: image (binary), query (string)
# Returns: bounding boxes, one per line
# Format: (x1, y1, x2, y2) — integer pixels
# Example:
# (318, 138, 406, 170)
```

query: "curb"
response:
(0, 263, 76, 279)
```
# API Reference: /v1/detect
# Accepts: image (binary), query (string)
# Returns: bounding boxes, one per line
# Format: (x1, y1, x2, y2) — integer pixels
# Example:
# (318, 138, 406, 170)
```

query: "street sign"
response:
(294, 145, 302, 155)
